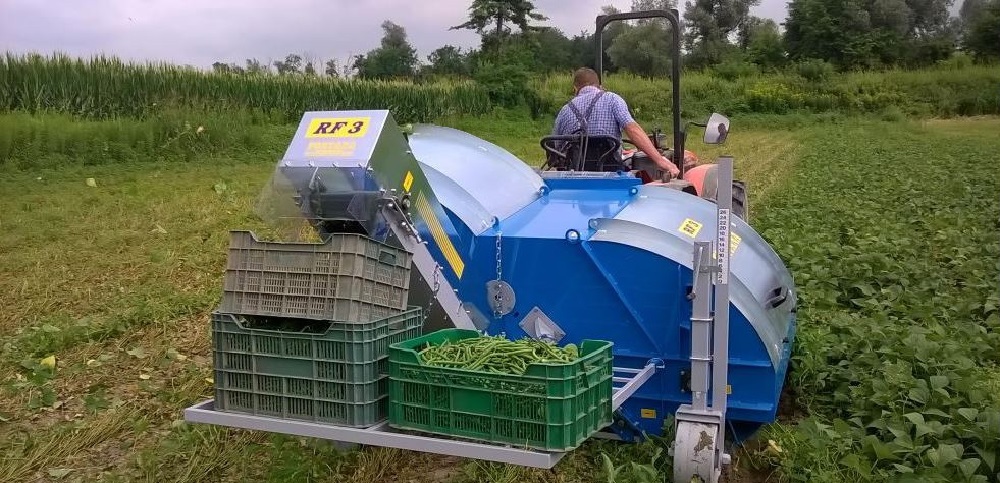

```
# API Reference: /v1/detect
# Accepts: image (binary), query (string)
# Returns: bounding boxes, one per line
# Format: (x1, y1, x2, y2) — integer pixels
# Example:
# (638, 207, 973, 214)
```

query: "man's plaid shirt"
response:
(552, 85, 635, 139)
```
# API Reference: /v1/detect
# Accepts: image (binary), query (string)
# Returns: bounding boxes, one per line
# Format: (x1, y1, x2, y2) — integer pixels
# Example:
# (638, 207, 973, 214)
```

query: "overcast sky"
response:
(0, 0, 950, 70)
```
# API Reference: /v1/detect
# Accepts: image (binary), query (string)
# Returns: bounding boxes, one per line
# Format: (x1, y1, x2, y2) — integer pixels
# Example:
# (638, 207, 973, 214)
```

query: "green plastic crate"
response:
(220, 230, 413, 322)
(387, 329, 613, 452)
(212, 306, 423, 427)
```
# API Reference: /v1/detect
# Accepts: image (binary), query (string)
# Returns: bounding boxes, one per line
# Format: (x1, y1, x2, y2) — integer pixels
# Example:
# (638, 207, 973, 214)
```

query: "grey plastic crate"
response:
(220, 230, 412, 322)
(212, 307, 424, 427)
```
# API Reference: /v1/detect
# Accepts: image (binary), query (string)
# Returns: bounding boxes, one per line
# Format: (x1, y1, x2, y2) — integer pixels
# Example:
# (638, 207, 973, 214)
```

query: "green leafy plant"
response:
(753, 121, 1000, 481)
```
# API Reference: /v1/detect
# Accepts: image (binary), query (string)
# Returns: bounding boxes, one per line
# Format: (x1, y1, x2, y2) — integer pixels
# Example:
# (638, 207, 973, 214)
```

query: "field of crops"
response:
(3, 53, 1000, 125)
(1, 53, 999, 481)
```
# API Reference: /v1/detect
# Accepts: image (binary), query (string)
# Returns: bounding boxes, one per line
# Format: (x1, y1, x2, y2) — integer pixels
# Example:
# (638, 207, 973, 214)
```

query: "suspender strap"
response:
(567, 90, 605, 132)
(566, 90, 605, 170)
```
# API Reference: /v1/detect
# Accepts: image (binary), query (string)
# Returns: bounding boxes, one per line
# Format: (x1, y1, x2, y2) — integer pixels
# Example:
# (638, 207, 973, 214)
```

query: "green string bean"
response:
(417, 335, 579, 375)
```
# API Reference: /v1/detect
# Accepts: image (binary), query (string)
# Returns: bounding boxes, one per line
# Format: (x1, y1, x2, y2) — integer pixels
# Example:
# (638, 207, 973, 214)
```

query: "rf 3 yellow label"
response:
(305, 117, 370, 138)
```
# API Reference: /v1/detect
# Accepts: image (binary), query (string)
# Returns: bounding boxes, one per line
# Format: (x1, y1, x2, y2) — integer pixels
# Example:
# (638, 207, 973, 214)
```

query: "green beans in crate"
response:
(387, 329, 613, 452)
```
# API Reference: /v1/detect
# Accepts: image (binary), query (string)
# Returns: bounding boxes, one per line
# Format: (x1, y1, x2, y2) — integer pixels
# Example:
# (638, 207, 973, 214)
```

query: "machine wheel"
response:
(672, 422, 721, 483)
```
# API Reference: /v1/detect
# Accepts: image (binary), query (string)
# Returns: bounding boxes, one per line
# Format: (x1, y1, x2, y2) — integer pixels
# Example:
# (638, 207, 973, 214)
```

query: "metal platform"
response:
(185, 363, 656, 469)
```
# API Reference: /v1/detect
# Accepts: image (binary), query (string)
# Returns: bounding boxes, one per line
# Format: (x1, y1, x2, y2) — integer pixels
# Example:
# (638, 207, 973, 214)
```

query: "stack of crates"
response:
(211, 230, 421, 427)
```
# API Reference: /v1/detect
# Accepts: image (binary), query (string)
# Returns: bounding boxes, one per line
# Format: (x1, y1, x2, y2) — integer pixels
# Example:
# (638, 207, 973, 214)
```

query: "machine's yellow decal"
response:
(678, 218, 703, 238)
(727, 384, 732, 395)
(415, 192, 465, 278)
(729, 233, 742, 255)
(402, 171, 414, 192)
(640, 409, 657, 418)
(305, 141, 357, 157)
(305, 117, 370, 138)
(711, 233, 743, 259)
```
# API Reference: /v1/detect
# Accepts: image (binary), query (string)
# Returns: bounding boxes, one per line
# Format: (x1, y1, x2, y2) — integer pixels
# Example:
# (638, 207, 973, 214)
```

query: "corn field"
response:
(0, 53, 494, 123)
(3, 53, 1000, 126)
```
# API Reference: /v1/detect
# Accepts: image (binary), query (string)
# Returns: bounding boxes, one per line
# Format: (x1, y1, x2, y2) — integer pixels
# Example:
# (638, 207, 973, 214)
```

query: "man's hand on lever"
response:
(624, 122, 680, 178)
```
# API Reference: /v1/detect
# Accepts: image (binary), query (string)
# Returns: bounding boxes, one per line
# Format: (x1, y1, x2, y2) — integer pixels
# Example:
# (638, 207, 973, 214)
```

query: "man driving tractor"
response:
(551, 67, 692, 178)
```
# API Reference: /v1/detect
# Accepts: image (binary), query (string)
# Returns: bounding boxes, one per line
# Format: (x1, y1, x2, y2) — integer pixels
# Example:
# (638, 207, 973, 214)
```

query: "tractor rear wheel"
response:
(690, 164, 749, 221)
(732, 179, 749, 220)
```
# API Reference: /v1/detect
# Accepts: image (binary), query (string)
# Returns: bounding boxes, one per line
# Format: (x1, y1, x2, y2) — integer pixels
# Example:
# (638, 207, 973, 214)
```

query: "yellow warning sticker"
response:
(640, 408, 656, 419)
(678, 218, 703, 238)
(726, 384, 732, 395)
(402, 171, 414, 192)
(729, 232, 742, 255)
(711, 233, 743, 259)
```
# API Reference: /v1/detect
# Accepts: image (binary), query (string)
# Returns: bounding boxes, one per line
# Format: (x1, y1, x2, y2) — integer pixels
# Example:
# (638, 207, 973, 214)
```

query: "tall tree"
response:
(211, 62, 245, 74)
(426, 45, 472, 76)
(630, 0, 677, 25)
(451, 0, 549, 55)
(353, 20, 419, 79)
(521, 27, 575, 72)
(683, 0, 760, 68)
(784, 0, 878, 69)
(739, 17, 786, 69)
(784, 0, 955, 68)
(324, 59, 340, 77)
(960, 0, 989, 27)
(567, 5, 627, 73)
(607, 1, 677, 76)
(273, 54, 303, 74)
(245, 58, 268, 75)
(964, 0, 1000, 60)
(959, 0, 989, 42)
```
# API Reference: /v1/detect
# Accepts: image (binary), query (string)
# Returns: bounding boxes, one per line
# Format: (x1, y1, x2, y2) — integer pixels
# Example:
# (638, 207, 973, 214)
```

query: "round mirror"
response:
(703, 113, 731, 145)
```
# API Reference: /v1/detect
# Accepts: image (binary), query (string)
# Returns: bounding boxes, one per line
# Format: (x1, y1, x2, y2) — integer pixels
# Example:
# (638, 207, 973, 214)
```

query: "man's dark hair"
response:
(573, 68, 600, 89)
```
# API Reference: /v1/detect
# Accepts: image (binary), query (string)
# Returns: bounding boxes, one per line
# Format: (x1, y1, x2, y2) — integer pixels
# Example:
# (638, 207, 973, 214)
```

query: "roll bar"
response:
(594, 9, 685, 177)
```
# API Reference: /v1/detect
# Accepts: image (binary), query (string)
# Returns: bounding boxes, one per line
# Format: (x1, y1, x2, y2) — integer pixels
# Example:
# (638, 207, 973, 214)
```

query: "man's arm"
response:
(624, 121, 680, 177)
(609, 93, 679, 177)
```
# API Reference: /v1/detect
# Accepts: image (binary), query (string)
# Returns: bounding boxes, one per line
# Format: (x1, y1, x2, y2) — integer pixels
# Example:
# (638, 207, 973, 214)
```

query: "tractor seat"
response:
(540, 135, 625, 172)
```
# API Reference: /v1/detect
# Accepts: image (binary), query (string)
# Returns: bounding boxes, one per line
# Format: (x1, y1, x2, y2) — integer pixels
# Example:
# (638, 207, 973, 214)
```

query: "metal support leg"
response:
(672, 156, 735, 483)
(689, 242, 713, 412)
(712, 155, 734, 436)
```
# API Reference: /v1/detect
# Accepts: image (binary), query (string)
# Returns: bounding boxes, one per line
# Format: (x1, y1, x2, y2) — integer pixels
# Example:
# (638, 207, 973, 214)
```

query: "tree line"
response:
(213, 0, 1000, 80)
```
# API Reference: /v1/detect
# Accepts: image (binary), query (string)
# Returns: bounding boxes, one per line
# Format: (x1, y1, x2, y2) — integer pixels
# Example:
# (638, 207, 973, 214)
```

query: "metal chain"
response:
(493, 230, 503, 318)
(495, 230, 503, 283)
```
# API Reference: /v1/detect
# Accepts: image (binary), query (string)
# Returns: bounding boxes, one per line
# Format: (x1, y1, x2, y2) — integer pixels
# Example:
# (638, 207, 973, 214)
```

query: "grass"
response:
(0, 113, 998, 482)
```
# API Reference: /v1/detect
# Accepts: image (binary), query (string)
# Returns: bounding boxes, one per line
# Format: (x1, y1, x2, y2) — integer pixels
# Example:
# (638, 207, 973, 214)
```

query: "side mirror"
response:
(703, 113, 730, 145)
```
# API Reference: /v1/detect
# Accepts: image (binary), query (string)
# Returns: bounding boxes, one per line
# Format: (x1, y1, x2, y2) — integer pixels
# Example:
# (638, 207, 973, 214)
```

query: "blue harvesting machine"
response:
(185, 9, 797, 483)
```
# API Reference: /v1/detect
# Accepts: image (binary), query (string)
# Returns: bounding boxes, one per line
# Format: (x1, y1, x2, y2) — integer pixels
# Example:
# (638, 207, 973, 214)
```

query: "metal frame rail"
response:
(184, 363, 656, 469)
